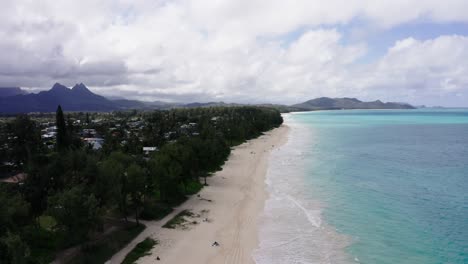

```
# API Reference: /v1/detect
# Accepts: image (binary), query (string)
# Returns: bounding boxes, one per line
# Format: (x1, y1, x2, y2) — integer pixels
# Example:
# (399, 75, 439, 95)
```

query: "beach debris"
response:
(202, 218, 210, 222)
(212, 241, 220, 247)
(156, 256, 160, 261)
(200, 209, 212, 223)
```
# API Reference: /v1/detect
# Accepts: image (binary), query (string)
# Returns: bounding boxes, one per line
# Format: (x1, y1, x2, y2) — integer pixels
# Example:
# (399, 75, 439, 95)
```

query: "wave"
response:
(254, 116, 353, 264)
(286, 195, 322, 228)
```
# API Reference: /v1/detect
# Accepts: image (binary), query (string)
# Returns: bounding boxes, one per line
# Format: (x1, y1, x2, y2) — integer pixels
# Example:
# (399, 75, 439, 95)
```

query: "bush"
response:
(21, 225, 59, 263)
(139, 201, 172, 221)
(184, 180, 203, 195)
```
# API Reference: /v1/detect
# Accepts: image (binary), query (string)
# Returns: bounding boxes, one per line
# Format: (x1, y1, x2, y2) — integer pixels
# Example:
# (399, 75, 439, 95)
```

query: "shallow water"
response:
(254, 109, 468, 264)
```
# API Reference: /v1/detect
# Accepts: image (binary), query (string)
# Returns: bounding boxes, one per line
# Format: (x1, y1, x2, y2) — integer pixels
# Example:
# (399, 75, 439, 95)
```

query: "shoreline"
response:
(107, 125, 290, 264)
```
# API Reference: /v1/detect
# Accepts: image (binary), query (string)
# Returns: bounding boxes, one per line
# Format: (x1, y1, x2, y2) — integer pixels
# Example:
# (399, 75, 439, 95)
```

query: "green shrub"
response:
(139, 201, 172, 221)
(184, 180, 203, 195)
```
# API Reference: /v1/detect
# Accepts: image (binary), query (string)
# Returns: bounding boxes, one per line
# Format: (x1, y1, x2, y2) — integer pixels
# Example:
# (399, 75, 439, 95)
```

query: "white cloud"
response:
(1, 0, 468, 105)
(348, 35, 468, 104)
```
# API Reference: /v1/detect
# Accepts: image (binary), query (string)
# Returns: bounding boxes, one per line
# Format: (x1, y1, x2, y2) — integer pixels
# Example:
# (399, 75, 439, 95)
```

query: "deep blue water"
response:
(292, 109, 468, 263)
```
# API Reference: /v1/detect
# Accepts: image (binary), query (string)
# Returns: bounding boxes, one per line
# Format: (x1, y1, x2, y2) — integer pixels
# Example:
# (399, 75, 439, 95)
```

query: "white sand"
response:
(107, 125, 289, 264)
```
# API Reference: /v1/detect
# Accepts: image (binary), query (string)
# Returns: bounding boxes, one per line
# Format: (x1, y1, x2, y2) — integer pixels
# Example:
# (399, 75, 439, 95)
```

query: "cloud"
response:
(1, 0, 468, 105)
(356, 35, 468, 104)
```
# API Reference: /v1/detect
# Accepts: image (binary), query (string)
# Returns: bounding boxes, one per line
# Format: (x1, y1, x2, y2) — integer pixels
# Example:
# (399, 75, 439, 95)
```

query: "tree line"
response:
(0, 106, 282, 263)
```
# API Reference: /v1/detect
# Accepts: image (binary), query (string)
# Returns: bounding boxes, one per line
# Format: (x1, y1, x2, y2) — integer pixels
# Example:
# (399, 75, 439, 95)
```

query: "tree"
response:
(126, 163, 146, 225)
(96, 158, 124, 207)
(47, 185, 100, 244)
(56, 105, 68, 151)
(0, 186, 30, 264)
(8, 115, 42, 168)
(0, 186, 30, 233)
(66, 114, 82, 149)
(0, 231, 30, 264)
(0, 124, 8, 167)
(150, 149, 184, 203)
(23, 159, 50, 221)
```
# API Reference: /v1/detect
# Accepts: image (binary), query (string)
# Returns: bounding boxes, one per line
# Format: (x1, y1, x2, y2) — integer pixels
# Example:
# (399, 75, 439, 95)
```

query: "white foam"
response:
(253, 116, 354, 264)
(286, 195, 322, 228)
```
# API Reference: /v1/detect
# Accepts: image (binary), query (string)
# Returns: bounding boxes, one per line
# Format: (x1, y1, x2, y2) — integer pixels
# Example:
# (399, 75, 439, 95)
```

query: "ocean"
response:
(254, 109, 468, 264)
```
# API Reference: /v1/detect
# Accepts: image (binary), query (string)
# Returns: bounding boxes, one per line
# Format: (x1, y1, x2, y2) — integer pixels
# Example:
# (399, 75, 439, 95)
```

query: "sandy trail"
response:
(106, 125, 289, 264)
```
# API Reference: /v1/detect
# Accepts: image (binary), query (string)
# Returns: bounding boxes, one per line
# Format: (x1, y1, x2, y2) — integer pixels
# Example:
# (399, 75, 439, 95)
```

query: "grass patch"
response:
(38, 215, 56, 230)
(162, 210, 194, 229)
(122, 237, 157, 264)
(72, 224, 145, 264)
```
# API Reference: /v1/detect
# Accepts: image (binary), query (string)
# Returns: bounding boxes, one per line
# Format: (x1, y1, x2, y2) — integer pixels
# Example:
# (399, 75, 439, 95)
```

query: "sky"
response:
(1, 0, 468, 106)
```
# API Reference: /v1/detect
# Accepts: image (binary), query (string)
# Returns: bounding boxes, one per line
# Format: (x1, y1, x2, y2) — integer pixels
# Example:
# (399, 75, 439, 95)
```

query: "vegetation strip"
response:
(121, 237, 157, 264)
(72, 224, 145, 264)
(162, 210, 195, 229)
(0, 106, 282, 263)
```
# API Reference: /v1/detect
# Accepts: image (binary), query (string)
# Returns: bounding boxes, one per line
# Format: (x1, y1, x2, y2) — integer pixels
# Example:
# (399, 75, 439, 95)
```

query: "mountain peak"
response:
(342, 97, 361, 102)
(50, 83, 69, 92)
(72, 83, 90, 92)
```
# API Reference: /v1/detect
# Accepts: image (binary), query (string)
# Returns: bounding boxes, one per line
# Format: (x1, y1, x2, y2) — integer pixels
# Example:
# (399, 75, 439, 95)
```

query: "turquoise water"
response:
(291, 109, 468, 263)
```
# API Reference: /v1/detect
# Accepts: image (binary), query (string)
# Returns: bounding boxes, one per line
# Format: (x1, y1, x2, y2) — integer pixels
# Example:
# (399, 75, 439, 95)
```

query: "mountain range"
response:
(0, 83, 116, 113)
(0, 83, 415, 114)
(0, 87, 28, 97)
(292, 97, 415, 110)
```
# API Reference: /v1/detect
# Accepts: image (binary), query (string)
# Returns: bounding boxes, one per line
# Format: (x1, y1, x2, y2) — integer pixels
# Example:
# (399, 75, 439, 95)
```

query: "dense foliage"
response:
(0, 106, 282, 263)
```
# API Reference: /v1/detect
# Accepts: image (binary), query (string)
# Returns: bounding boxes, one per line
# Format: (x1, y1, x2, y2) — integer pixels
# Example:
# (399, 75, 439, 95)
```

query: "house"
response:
(84, 138, 104, 150)
(42, 132, 57, 139)
(42, 126, 57, 133)
(143, 147, 158, 155)
(81, 129, 97, 137)
(164, 131, 176, 139)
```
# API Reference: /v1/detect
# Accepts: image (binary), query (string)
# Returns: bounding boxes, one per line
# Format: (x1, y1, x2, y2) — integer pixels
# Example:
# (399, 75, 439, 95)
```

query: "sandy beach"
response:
(107, 125, 289, 264)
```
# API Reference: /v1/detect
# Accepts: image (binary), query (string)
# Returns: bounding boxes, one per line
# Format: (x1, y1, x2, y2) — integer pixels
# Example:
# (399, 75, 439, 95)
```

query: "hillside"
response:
(0, 87, 28, 97)
(292, 97, 415, 110)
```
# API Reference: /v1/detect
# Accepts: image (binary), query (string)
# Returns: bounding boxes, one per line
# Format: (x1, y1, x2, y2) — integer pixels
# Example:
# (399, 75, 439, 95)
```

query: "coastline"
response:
(107, 125, 289, 264)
